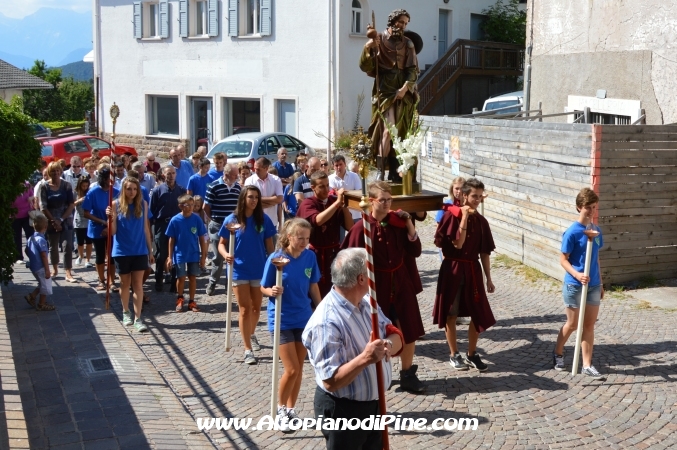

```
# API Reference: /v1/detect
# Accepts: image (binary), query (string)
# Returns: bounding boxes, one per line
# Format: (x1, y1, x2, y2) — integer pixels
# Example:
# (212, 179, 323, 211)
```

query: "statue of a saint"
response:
(359, 9, 419, 182)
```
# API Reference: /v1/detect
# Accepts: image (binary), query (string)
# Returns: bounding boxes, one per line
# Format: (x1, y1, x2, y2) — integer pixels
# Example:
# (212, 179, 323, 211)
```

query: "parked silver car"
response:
(207, 132, 315, 166)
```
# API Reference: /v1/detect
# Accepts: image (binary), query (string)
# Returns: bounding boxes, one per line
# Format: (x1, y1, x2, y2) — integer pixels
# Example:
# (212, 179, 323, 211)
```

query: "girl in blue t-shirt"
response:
(106, 178, 153, 333)
(261, 218, 321, 431)
(553, 188, 605, 380)
(218, 186, 276, 365)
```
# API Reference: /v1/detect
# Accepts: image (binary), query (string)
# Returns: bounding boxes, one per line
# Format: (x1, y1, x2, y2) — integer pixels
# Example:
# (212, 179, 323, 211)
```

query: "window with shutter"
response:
(259, 0, 271, 36)
(228, 0, 238, 36)
(159, 0, 169, 38)
(179, 0, 189, 37)
(208, 0, 219, 36)
(133, 2, 143, 39)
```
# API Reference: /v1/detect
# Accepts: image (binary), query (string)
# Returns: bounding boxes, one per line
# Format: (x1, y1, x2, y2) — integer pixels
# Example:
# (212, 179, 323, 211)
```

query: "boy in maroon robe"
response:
(296, 171, 354, 297)
(433, 178, 496, 373)
(342, 181, 426, 393)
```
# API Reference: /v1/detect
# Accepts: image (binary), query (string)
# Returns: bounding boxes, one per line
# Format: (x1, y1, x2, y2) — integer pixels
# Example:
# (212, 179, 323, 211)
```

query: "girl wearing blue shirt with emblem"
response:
(218, 186, 276, 365)
(553, 188, 605, 380)
(261, 218, 322, 432)
(107, 178, 153, 333)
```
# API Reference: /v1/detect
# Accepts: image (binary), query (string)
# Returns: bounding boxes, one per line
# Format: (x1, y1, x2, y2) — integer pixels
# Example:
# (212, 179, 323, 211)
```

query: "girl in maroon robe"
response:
(433, 178, 496, 372)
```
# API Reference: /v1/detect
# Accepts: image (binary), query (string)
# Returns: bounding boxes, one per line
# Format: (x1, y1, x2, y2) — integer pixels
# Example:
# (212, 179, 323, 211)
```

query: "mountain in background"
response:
(59, 61, 94, 81)
(0, 8, 92, 68)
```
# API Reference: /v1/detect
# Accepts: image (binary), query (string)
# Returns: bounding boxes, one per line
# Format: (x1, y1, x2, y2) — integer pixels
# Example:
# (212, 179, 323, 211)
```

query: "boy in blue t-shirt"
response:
(553, 188, 605, 380)
(24, 214, 56, 311)
(166, 195, 208, 312)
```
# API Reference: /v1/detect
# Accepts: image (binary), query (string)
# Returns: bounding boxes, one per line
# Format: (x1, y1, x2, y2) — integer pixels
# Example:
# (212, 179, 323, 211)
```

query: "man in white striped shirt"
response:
(303, 248, 403, 449)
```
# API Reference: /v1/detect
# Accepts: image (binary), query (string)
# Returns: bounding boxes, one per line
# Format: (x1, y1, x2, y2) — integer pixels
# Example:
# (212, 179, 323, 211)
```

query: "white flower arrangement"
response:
(381, 116, 427, 176)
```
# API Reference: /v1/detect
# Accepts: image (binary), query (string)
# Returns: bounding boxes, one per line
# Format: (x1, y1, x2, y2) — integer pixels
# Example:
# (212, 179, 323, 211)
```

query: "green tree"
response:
(59, 77, 94, 121)
(481, 0, 527, 47)
(23, 60, 63, 121)
(0, 99, 42, 284)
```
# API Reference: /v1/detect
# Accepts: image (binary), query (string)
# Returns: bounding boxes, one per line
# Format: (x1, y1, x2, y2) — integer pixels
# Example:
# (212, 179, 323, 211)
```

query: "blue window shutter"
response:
(133, 2, 142, 39)
(228, 0, 238, 36)
(260, 0, 271, 36)
(159, 0, 169, 38)
(208, 0, 219, 36)
(179, 0, 189, 37)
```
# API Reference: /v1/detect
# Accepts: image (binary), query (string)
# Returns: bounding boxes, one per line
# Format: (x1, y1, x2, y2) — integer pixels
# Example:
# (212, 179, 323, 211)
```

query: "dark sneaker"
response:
(276, 406, 292, 434)
(464, 353, 488, 372)
(287, 408, 302, 430)
(154, 282, 163, 292)
(399, 364, 426, 393)
(553, 352, 565, 371)
(206, 282, 215, 296)
(582, 366, 606, 380)
(449, 353, 469, 371)
(243, 350, 257, 365)
(250, 334, 261, 351)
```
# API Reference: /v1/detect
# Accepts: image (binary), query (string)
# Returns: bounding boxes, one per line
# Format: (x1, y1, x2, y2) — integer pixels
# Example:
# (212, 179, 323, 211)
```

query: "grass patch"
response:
(493, 254, 521, 269)
(516, 265, 551, 283)
(633, 300, 653, 310)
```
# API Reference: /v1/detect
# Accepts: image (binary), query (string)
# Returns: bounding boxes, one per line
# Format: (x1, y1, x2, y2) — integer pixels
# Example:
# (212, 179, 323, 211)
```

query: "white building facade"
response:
(94, 0, 498, 154)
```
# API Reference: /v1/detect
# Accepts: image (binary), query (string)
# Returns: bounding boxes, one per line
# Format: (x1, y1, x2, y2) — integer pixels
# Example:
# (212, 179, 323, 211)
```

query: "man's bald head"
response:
(307, 157, 321, 176)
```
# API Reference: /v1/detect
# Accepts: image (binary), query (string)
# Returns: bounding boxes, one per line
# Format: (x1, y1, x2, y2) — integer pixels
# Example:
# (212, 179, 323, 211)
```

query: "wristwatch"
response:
(384, 339, 393, 349)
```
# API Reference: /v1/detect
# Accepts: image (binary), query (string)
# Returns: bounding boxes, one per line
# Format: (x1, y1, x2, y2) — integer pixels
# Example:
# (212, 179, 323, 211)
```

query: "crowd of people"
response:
(12, 142, 605, 446)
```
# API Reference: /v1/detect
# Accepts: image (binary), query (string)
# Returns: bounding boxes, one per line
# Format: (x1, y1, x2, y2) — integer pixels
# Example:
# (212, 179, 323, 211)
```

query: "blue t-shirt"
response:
(171, 161, 195, 189)
(187, 173, 212, 198)
(26, 232, 48, 272)
(112, 201, 148, 258)
(83, 185, 119, 239)
(165, 213, 207, 264)
(561, 222, 604, 286)
(140, 185, 153, 220)
(283, 184, 298, 216)
(218, 213, 276, 280)
(273, 161, 295, 180)
(262, 249, 320, 332)
(435, 199, 453, 223)
(207, 168, 223, 183)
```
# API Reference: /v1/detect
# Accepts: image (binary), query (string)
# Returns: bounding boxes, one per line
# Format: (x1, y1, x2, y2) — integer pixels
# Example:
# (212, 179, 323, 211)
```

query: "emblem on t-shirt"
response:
(595, 236, 600, 246)
(305, 268, 312, 278)
(191, 227, 197, 234)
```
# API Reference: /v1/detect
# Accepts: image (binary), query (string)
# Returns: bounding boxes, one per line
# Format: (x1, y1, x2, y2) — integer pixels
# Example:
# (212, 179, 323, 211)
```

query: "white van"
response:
(481, 91, 524, 114)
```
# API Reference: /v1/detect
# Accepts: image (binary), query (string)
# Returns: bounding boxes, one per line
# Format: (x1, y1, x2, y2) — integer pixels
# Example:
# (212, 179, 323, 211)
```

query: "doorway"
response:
(276, 99, 296, 136)
(190, 98, 213, 154)
(438, 9, 450, 58)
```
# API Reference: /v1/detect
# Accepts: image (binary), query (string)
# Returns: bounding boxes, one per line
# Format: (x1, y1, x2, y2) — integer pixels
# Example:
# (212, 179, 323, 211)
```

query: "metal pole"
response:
(270, 256, 290, 418)
(224, 223, 241, 351)
(571, 227, 599, 376)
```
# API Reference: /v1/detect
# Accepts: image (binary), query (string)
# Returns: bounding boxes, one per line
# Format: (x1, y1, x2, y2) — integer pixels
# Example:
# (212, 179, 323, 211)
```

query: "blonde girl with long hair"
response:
(106, 178, 154, 332)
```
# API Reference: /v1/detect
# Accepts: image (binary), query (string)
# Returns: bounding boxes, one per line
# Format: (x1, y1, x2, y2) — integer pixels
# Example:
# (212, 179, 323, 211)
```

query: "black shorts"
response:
(75, 228, 92, 246)
(115, 255, 148, 275)
(271, 328, 304, 345)
(92, 238, 107, 265)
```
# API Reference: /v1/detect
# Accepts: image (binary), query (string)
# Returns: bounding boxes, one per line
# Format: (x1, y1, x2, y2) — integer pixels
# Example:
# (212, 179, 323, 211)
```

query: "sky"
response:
(0, 0, 90, 19)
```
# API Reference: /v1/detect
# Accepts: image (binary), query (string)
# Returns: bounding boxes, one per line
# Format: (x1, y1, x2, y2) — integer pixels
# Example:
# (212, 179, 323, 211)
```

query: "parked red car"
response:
(40, 135, 137, 166)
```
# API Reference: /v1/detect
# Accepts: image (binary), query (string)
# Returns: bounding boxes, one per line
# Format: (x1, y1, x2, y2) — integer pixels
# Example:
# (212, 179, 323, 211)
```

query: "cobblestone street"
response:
(1, 219, 676, 449)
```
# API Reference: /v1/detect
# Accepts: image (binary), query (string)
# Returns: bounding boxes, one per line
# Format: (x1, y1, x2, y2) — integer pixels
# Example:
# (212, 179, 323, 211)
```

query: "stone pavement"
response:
(1, 218, 677, 449)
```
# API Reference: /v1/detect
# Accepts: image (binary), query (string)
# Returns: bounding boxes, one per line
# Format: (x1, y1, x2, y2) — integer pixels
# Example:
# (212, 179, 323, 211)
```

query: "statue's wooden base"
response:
(345, 189, 446, 213)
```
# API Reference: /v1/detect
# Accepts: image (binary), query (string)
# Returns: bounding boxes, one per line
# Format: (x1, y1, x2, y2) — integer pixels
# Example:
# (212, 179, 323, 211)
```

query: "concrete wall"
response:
(527, 0, 677, 124)
(1, 89, 22, 102)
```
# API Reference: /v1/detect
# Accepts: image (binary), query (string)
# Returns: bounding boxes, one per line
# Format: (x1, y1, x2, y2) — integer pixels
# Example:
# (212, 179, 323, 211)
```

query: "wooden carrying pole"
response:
(224, 223, 241, 351)
(270, 256, 290, 418)
(571, 227, 599, 376)
(359, 178, 389, 450)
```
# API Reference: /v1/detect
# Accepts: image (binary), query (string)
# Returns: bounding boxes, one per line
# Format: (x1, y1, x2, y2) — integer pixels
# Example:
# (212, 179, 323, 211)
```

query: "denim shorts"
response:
(176, 262, 200, 278)
(271, 328, 304, 345)
(562, 283, 601, 308)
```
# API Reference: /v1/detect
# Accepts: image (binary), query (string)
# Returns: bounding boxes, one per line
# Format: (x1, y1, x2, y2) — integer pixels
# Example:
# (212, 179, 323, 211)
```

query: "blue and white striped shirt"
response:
(302, 288, 393, 402)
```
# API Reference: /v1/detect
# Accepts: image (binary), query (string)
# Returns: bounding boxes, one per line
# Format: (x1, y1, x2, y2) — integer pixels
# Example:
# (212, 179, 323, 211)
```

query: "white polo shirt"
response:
(328, 171, 362, 221)
(244, 173, 284, 227)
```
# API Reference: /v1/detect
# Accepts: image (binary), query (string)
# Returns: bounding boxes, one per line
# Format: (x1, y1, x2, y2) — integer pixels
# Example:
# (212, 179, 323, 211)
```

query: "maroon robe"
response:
(297, 195, 343, 297)
(432, 208, 496, 333)
(342, 212, 425, 344)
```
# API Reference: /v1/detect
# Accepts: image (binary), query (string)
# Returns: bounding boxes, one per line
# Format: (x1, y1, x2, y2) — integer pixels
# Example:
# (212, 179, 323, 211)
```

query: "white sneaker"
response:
(276, 406, 292, 434)
(250, 334, 261, 351)
(84, 262, 92, 269)
(75, 256, 82, 266)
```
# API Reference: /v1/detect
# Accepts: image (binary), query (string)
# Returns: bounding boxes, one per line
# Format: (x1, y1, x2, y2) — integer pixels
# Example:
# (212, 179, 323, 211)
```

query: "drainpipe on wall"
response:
(523, 0, 535, 112)
(93, 0, 103, 136)
(327, 0, 334, 161)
